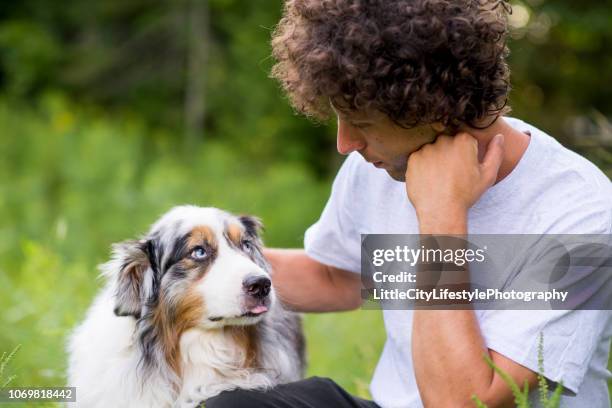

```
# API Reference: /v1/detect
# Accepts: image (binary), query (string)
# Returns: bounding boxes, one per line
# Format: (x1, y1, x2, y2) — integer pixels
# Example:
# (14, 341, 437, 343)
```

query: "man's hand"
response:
(405, 132, 504, 233)
(405, 131, 539, 407)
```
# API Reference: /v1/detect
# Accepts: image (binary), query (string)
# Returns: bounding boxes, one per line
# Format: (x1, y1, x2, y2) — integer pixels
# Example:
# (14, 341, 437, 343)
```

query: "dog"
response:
(67, 205, 305, 407)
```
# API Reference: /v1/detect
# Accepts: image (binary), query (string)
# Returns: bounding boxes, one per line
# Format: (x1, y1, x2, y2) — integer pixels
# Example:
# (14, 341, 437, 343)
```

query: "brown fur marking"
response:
(225, 325, 260, 369)
(155, 288, 206, 380)
(188, 226, 217, 249)
(225, 223, 243, 247)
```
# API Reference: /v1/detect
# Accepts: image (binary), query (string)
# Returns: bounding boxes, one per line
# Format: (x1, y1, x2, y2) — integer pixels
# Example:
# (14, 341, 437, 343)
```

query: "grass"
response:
(304, 310, 385, 398)
(0, 345, 20, 390)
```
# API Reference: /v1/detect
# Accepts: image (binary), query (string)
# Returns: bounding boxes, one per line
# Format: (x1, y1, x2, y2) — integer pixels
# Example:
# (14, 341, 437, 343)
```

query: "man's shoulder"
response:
(513, 118, 612, 233)
(526, 119, 610, 199)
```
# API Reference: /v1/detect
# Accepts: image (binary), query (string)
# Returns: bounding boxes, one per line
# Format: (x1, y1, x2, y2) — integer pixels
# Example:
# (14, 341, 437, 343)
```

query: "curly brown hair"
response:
(271, 0, 511, 130)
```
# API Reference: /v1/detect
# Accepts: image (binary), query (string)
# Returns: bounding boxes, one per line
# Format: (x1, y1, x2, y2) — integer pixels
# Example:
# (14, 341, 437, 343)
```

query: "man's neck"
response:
(463, 116, 531, 184)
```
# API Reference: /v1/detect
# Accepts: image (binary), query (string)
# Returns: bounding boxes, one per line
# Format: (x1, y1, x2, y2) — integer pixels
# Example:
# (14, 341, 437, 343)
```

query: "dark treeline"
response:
(0, 0, 336, 176)
(0, 0, 610, 176)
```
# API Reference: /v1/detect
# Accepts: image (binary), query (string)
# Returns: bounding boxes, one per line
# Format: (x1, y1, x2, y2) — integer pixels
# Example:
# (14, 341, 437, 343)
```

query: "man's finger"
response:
(480, 133, 505, 186)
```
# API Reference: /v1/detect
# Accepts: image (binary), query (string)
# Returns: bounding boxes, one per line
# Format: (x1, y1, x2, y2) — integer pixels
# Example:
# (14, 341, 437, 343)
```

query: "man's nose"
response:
(337, 119, 366, 155)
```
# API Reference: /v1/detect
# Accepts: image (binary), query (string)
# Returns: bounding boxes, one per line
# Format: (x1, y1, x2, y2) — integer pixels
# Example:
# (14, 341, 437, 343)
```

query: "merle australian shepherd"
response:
(67, 205, 305, 407)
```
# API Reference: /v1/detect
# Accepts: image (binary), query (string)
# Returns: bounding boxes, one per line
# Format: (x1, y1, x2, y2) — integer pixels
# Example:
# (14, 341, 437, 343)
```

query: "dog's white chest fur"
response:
(68, 287, 302, 408)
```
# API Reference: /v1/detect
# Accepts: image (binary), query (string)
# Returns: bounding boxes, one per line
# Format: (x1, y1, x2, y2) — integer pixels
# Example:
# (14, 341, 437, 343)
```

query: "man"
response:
(207, 0, 612, 407)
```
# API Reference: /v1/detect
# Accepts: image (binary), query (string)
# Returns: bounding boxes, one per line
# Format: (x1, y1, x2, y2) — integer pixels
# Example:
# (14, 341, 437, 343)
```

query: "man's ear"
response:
(430, 122, 447, 134)
(103, 239, 154, 319)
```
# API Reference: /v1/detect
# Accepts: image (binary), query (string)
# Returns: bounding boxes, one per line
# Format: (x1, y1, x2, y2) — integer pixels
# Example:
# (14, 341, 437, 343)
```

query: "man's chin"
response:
(385, 167, 406, 182)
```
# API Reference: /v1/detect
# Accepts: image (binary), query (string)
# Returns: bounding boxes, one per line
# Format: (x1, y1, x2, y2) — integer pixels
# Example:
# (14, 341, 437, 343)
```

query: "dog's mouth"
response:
(240, 304, 268, 317)
(208, 304, 269, 322)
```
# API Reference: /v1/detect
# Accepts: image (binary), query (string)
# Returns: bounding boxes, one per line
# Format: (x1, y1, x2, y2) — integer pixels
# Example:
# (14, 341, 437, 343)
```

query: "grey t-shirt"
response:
(304, 118, 612, 407)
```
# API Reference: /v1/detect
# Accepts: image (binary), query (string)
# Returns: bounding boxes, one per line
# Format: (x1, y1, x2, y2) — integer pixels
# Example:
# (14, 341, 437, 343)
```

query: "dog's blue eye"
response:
(191, 247, 207, 260)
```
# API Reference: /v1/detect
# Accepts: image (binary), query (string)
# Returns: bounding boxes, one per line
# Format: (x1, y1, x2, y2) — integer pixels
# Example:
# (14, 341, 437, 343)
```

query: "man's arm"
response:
(264, 248, 363, 312)
(406, 132, 538, 407)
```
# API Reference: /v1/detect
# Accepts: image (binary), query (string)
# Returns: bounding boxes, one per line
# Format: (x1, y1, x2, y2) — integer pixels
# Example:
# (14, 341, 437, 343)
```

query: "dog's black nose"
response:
(243, 275, 271, 298)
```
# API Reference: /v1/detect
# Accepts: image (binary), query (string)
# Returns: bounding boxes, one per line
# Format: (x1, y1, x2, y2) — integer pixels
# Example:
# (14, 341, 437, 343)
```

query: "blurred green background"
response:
(0, 0, 610, 406)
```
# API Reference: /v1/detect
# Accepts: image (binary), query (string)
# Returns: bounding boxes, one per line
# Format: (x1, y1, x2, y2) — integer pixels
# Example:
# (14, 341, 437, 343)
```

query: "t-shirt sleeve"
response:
(479, 309, 610, 395)
(304, 154, 362, 273)
(479, 207, 612, 395)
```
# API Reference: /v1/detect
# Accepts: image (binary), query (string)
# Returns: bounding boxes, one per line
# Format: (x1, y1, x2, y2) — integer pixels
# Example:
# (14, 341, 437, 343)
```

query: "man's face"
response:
(335, 109, 440, 181)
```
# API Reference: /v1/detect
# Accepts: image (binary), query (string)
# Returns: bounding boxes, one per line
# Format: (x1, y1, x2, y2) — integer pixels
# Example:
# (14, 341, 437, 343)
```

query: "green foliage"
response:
(304, 310, 385, 398)
(484, 353, 530, 407)
(0, 21, 60, 96)
(471, 396, 488, 408)
(471, 333, 564, 408)
(508, 1, 612, 144)
(0, 0, 337, 176)
(0, 345, 20, 390)
(536, 333, 564, 408)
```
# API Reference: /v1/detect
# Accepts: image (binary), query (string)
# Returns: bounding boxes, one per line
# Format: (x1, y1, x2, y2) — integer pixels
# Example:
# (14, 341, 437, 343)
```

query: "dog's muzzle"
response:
(242, 275, 271, 316)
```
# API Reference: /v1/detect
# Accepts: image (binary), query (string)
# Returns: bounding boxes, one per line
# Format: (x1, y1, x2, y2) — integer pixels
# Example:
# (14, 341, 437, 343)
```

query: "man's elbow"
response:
(343, 290, 364, 310)
(421, 388, 515, 408)
(421, 394, 476, 408)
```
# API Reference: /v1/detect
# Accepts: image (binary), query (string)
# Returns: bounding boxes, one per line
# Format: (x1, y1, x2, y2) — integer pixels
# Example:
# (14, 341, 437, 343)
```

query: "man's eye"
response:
(190, 247, 207, 260)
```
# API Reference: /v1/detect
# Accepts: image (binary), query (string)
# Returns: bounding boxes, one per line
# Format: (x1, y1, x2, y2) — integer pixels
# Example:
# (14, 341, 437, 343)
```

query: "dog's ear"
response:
(103, 239, 155, 319)
(239, 215, 264, 239)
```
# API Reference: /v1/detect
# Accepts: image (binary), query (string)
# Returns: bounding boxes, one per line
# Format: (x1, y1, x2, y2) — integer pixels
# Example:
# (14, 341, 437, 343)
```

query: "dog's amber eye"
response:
(190, 246, 207, 260)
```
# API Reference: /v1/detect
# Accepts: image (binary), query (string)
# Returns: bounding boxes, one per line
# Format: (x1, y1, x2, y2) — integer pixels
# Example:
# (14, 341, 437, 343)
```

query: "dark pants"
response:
(204, 377, 380, 408)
